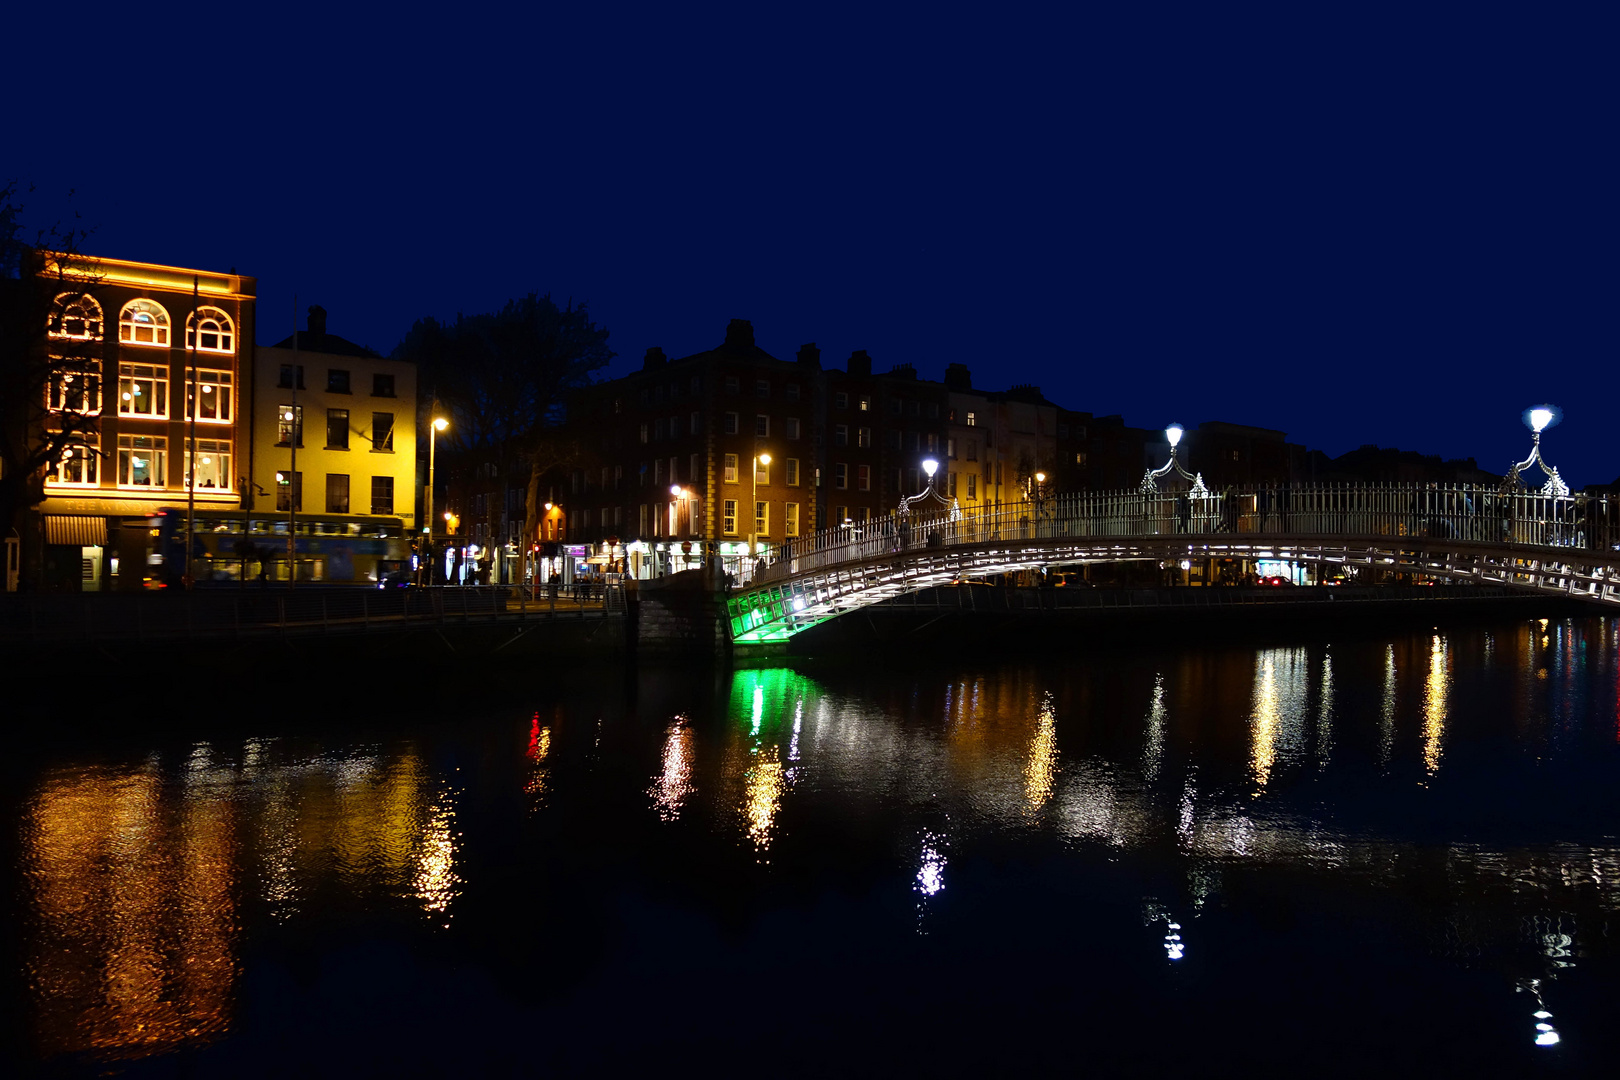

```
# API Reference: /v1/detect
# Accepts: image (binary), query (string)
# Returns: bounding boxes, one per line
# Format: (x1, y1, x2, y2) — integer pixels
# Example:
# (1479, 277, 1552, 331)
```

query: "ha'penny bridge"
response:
(726, 483, 1620, 647)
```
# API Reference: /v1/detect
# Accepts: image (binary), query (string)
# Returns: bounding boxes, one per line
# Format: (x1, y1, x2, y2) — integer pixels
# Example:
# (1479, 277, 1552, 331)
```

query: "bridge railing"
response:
(760, 482, 1619, 585)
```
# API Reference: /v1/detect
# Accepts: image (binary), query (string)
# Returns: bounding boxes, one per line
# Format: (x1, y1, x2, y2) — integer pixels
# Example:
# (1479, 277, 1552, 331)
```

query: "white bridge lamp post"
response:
(1142, 422, 1209, 496)
(1509, 405, 1568, 497)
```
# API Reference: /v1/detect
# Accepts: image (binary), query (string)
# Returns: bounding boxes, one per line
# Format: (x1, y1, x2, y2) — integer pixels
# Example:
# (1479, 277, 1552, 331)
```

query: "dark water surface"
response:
(7, 617, 1620, 1076)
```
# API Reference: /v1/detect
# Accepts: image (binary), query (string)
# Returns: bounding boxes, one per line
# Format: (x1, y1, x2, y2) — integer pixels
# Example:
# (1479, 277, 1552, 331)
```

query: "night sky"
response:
(8, 6, 1616, 486)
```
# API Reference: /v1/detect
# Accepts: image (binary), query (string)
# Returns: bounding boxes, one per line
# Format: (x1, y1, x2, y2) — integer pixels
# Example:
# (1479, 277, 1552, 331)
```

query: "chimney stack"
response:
(847, 350, 872, 377)
(796, 342, 822, 368)
(306, 304, 327, 341)
(724, 319, 755, 350)
(944, 363, 972, 390)
(642, 346, 667, 370)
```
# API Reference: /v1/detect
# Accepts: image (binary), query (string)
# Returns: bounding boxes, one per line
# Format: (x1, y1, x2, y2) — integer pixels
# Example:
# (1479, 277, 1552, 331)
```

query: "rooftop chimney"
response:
(796, 342, 822, 369)
(848, 350, 872, 377)
(306, 304, 327, 340)
(724, 319, 755, 350)
(944, 363, 972, 390)
(643, 346, 667, 370)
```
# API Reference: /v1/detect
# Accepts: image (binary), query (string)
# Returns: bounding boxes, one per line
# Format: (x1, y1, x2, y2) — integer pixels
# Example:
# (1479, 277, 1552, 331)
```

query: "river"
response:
(6, 615, 1619, 1076)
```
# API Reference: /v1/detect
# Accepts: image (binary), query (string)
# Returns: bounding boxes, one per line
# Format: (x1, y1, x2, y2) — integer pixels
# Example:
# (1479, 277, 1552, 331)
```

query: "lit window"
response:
(118, 363, 168, 417)
(967, 474, 977, 499)
(185, 368, 233, 423)
(119, 299, 171, 346)
(966, 411, 976, 426)
(859, 397, 871, 412)
(276, 470, 302, 512)
(185, 307, 235, 353)
(857, 427, 872, 448)
(723, 499, 738, 534)
(49, 293, 103, 340)
(724, 454, 739, 483)
(46, 433, 99, 487)
(117, 434, 167, 487)
(372, 412, 394, 451)
(47, 357, 102, 414)
(755, 501, 768, 537)
(785, 502, 799, 536)
(755, 457, 769, 485)
(277, 404, 303, 446)
(185, 438, 231, 491)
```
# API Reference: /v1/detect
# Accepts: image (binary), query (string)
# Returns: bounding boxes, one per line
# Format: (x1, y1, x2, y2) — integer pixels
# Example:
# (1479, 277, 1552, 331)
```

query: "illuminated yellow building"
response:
(251, 306, 417, 582)
(33, 254, 256, 590)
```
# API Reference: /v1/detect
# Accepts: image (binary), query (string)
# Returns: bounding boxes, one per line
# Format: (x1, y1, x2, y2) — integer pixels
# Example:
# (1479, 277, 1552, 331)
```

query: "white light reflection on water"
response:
(1142, 675, 1167, 782)
(1518, 979, 1562, 1047)
(1317, 651, 1334, 771)
(649, 716, 696, 821)
(1380, 644, 1398, 770)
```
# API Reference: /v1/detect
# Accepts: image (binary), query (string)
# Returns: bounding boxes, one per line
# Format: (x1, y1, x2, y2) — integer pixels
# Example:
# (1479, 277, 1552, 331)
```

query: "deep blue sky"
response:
(8, 4, 1617, 485)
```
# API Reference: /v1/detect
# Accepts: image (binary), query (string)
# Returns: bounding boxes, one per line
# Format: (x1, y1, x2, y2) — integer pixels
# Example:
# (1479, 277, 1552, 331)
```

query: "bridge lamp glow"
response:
(1165, 423, 1185, 449)
(1524, 405, 1560, 433)
(922, 458, 938, 478)
(432, 417, 449, 432)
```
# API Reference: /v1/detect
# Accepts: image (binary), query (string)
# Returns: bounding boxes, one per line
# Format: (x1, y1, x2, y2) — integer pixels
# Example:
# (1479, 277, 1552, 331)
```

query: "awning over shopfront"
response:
(45, 515, 106, 547)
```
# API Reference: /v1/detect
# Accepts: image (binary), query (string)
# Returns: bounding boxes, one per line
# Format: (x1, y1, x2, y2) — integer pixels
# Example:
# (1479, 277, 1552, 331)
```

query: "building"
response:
(31, 253, 256, 590)
(822, 354, 949, 529)
(252, 305, 417, 582)
(943, 366, 1058, 516)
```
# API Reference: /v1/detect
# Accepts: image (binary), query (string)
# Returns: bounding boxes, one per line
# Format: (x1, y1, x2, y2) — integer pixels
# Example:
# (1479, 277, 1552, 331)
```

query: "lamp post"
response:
(425, 414, 449, 583)
(1509, 405, 1567, 497)
(750, 452, 771, 556)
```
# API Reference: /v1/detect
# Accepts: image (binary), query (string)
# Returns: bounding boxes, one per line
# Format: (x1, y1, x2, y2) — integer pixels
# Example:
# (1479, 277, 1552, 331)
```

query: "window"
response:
(185, 307, 235, 353)
(1058, 424, 1069, 440)
(755, 379, 770, 398)
(50, 293, 103, 340)
(724, 375, 740, 394)
(835, 505, 849, 525)
(786, 417, 801, 440)
(857, 464, 870, 491)
(639, 422, 649, 444)
(119, 299, 170, 346)
(185, 368, 233, 423)
(908, 468, 920, 491)
(372, 412, 394, 451)
(118, 363, 168, 417)
(327, 368, 350, 393)
(948, 472, 958, 497)
(785, 458, 800, 486)
(47, 358, 101, 413)
(928, 403, 939, 419)
(326, 473, 350, 514)
(966, 439, 977, 462)
(277, 404, 303, 446)
(785, 502, 799, 536)
(47, 433, 99, 486)
(834, 463, 848, 489)
(276, 470, 302, 511)
(834, 424, 848, 447)
(185, 438, 231, 491)
(686, 456, 696, 487)
(371, 476, 394, 515)
(755, 414, 770, 437)
(724, 454, 739, 483)
(690, 411, 700, 435)
(926, 433, 938, 452)
(372, 373, 395, 397)
(691, 376, 701, 395)
(834, 392, 848, 410)
(278, 364, 305, 389)
(887, 430, 903, 451)
(723, 499, 738, 534)
(966, 411, 977, 426)
(948, 437, 956, 458)
(118, 434, 166, 487)
(786, 382, 800, 400)
(326, 409, 350, 449)
(857, 427, 872, 448)
(755, 457, 769, 485)
(724, 412, 739, 435)
(1076, 452, 1087, 465)
(654, 417, 666, 441)
(654, 458, 664, 484)
(967, 474, 977, 499)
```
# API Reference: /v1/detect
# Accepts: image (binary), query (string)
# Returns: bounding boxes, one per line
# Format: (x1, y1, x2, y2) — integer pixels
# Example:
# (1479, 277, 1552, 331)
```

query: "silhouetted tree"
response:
(0, 182, 101, 587)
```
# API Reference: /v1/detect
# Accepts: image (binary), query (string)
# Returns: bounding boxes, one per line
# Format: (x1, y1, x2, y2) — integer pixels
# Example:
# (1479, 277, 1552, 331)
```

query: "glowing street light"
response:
(424, 410, 450, 583)
(922, 458, 939, 480)
(750, 452, 772, 556)
(1142, 422, 1206, 495)
(1509, 404, 1567, 496)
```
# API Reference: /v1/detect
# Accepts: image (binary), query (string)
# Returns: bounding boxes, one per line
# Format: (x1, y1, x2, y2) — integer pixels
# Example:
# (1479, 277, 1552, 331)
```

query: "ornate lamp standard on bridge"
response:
(1141, 423, 1209, 495)
(1507, 405, 1568, 497)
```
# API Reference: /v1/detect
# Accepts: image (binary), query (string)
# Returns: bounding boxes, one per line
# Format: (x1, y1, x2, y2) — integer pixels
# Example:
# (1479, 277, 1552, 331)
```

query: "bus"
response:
(150, 508, 410, 585)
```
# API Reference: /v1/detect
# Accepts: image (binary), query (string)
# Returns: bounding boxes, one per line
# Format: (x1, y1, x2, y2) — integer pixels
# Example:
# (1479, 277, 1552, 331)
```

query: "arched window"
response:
(186, 307, 235, 353)
(119, 299, 171, 346)
(48, 293, 104, 340)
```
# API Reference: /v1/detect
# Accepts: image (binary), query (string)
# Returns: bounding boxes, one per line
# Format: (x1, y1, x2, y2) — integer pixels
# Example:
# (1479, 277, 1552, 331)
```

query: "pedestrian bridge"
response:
(727, 483, 1620, 643)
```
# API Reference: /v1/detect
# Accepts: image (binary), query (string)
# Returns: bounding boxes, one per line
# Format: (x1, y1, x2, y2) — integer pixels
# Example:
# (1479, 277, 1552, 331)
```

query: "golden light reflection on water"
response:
(650, 717, 696, 820)
(745, 747, 785, 853)
(1422, 635, 1450, 777)
(1249, 649, 1309, 797)
(526, 712, 552, 797)
(1024, 694, 1059, 808)
(22, 742, 462, 1062)
(1252, 658, 1279, 794)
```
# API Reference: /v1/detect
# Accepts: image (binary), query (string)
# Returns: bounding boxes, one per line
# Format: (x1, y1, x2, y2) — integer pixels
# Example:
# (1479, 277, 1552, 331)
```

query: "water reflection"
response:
(649, 716, 696, 821)
(1249, 648, 1308, 796)
(1422, 635, 1450, 778)
(21, 741, 462, 1062)
(1142, 675, 1167, 782)
(1024, 693, 1058, 809)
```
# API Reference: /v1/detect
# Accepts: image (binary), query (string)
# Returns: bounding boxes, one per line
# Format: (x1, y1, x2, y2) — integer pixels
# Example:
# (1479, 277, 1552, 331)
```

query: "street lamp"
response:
(424, 414, 449, 583)
(1142, 422, 1208, 495)
(1509, 404, 1567, 496)
(750, 452, 771, 555)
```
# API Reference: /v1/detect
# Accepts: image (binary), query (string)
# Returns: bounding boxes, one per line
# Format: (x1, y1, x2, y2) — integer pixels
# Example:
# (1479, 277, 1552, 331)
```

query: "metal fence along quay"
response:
(729, 482, 1620, 642)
